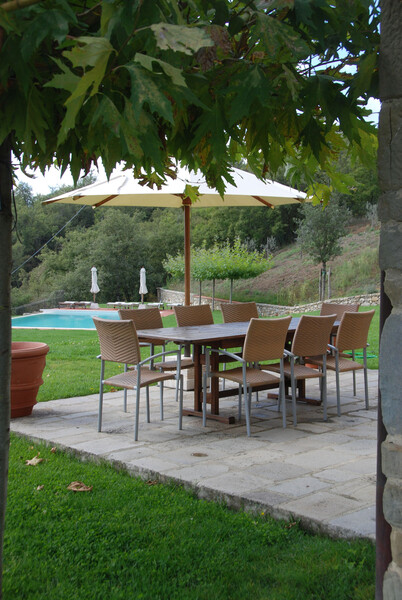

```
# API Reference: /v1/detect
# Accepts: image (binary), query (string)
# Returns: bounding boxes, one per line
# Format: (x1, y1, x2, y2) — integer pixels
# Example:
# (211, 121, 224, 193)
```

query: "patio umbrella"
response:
(90, 266, 100, 302)
(139, 267, 148, 303)
(44, 166, 308, 305)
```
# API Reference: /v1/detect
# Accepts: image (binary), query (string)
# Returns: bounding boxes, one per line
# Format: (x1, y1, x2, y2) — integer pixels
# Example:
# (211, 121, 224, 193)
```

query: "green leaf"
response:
(21, 9, 74, 60)
(351, 52, 378, 100)
(124, 64, 174, 123)
(58, 95, 85, 145)
(63, 37, 115, 101)
(90, 96, 121, 136)
(44, 58, 81, 93)
(183, 184, 200, 204)
(228, 67, 272, 125)
(121, 100, 145, 161)
(134, 53, 187, 87)
(25, 86, 49, 153)
(150, 23, 213, 55)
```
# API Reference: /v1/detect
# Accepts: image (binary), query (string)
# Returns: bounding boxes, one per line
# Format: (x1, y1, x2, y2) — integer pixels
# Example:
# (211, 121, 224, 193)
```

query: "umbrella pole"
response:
(184, 202, 191, 306)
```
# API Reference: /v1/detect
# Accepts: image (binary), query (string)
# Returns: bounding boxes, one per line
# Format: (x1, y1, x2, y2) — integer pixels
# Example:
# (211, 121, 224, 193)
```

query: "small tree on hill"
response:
(296, 200, 350, 300)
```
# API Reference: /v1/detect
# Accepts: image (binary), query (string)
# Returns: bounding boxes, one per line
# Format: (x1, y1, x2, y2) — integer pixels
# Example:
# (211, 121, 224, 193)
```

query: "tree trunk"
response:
(328, 267, 331, 299)
(0, 137, 12, 597)
(321, 263, 327, 301)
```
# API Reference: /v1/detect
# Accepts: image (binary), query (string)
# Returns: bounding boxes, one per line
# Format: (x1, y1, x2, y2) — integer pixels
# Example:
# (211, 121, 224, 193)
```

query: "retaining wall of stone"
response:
(157, 288, 380, 315)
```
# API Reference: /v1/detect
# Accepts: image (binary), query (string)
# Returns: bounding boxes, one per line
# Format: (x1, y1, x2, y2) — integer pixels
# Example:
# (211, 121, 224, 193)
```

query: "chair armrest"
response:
(208, 347, 245, 363)
(138, 347, 181, 367)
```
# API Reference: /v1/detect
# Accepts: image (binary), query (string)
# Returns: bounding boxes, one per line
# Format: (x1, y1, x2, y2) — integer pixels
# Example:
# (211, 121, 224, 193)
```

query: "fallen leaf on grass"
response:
(51, 447, 57, 453)
(67, 481, 93, 492)
(36, 485, 44, 491)
(25, 454, 43, 466)
(146, 480, 159, 486)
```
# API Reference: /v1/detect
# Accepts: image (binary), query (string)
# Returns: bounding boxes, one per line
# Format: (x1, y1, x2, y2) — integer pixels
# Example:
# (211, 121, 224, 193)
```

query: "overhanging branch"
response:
(1, 0, 42, 12)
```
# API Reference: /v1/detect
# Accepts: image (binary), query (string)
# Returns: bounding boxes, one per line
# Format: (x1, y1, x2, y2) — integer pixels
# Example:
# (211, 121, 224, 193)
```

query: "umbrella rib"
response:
(94, 195, 119, 207)
(252, 196, 275, 208)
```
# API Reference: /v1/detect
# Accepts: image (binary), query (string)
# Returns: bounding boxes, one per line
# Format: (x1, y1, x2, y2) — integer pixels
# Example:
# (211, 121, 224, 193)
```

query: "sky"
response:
(15, 98, 381, 197)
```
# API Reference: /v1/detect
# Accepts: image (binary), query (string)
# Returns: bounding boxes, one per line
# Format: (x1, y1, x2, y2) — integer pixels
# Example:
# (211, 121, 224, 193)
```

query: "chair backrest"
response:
(174, 304, 214, 327)
(118, 307, 163, 330)
(221, 302, 259, 323)
(93, 317, 141, 365)
(292, 314, 337, 357)
(335, 310, 375, 352)
(243, 316, 292, 363)
(320, 302, 360, 319)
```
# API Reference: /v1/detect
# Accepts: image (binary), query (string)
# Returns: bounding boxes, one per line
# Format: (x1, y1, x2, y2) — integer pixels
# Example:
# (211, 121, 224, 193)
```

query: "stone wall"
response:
(158, 287, 380, 315)
(379, 2, 402, 597)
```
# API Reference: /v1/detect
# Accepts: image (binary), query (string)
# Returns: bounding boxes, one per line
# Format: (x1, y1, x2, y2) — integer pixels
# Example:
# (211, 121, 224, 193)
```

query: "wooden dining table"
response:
(137, 317, 339, 423)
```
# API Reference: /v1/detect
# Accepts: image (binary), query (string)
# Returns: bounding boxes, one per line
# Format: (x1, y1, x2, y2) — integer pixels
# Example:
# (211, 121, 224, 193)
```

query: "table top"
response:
(136, 318, 303, 345)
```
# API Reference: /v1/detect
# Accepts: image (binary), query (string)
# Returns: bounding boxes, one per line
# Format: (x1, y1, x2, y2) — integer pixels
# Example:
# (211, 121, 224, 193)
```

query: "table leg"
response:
(268, 380, 322, 405)
(182, 343, 235, 424)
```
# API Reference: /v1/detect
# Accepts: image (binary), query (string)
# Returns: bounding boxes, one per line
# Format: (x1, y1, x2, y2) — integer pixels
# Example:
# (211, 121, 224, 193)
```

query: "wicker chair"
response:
(174, 304, 214, 327)
(320, 302, 360, 318)
(174, 304, 238, 372)
(320, 302, 360, 346)
(221, 302, 259, 323)
(307, 310, 375, 416)
(118, 308, 193, 372)
(220, 301, 260, 392)
(203, 317, 292, 436)
(269, 314, 337, 425)
(93, 317, 183, 441)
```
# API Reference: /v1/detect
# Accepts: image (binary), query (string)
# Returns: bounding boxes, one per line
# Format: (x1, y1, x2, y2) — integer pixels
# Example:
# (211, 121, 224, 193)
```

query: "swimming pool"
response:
(11, 309, 119, 330)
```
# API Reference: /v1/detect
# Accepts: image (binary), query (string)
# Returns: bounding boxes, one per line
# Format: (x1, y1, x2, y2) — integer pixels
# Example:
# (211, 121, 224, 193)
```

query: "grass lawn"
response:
(4, 435, 375, 600)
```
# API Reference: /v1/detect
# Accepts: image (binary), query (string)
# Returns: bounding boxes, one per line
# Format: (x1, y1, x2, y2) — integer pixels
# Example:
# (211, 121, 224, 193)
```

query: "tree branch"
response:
(0, 0, 42, 12)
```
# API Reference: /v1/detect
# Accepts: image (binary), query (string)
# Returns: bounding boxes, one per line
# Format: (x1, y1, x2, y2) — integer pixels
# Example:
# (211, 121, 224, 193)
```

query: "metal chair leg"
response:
(160, 381, 164, 421)
(146, 386, 150, 422)
(98, 359, 105, 432)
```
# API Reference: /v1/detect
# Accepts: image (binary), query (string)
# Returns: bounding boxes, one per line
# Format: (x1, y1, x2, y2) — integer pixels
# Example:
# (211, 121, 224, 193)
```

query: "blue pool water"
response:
(12, 309, 119, 330)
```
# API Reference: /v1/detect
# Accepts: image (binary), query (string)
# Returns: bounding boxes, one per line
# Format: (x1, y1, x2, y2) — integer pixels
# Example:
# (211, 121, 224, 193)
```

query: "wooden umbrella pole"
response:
(184, 200, 191, 306)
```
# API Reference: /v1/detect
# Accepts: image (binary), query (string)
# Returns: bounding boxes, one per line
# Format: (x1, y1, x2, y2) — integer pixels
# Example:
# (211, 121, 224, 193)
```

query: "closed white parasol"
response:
(139, 267, 148, 304)
(90, 266, 100, 302)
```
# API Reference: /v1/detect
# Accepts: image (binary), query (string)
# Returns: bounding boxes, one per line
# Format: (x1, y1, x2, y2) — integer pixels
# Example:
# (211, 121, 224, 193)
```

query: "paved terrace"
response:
(11, 370, 378, 542)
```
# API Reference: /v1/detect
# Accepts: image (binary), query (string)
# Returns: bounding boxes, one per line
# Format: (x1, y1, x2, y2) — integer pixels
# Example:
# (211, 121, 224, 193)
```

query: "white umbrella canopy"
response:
(139, 267, 148, 303)
(44, 166, 306, 209)
(90, 266, 100, 302)
(44, 166, 307, 305)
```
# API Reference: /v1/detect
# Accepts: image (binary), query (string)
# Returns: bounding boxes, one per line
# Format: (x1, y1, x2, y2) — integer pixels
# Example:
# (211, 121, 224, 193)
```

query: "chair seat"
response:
(308, 355, 364, 373)
(211, 366, 279, 387)
(158, 357, 194, 371)
(270, 361, 325, 380)
(104, 368, 176, 389)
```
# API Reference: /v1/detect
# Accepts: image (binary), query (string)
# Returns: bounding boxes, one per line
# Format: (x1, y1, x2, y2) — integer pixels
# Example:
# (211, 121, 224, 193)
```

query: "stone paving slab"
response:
(10, 370, 378, 541)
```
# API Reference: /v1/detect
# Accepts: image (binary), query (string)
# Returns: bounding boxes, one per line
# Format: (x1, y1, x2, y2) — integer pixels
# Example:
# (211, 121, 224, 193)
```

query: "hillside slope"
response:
(211, 222, 380, 305)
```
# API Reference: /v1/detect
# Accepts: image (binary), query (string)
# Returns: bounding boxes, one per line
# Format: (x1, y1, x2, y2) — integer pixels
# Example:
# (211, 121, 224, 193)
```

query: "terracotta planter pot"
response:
(11, 342, 50, 418)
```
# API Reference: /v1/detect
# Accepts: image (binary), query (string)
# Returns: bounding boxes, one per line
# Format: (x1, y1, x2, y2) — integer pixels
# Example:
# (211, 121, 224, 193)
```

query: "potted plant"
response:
(11, 342, 49, 417)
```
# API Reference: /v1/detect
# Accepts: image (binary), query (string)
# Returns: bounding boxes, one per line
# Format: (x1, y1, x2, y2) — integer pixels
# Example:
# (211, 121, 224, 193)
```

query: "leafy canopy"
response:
(0, 0, 380, 198)
(164, 238, 271, 283)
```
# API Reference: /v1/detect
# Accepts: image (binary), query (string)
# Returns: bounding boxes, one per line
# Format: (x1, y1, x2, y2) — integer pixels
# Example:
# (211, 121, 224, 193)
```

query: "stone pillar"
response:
(378, 1, 402, 597)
